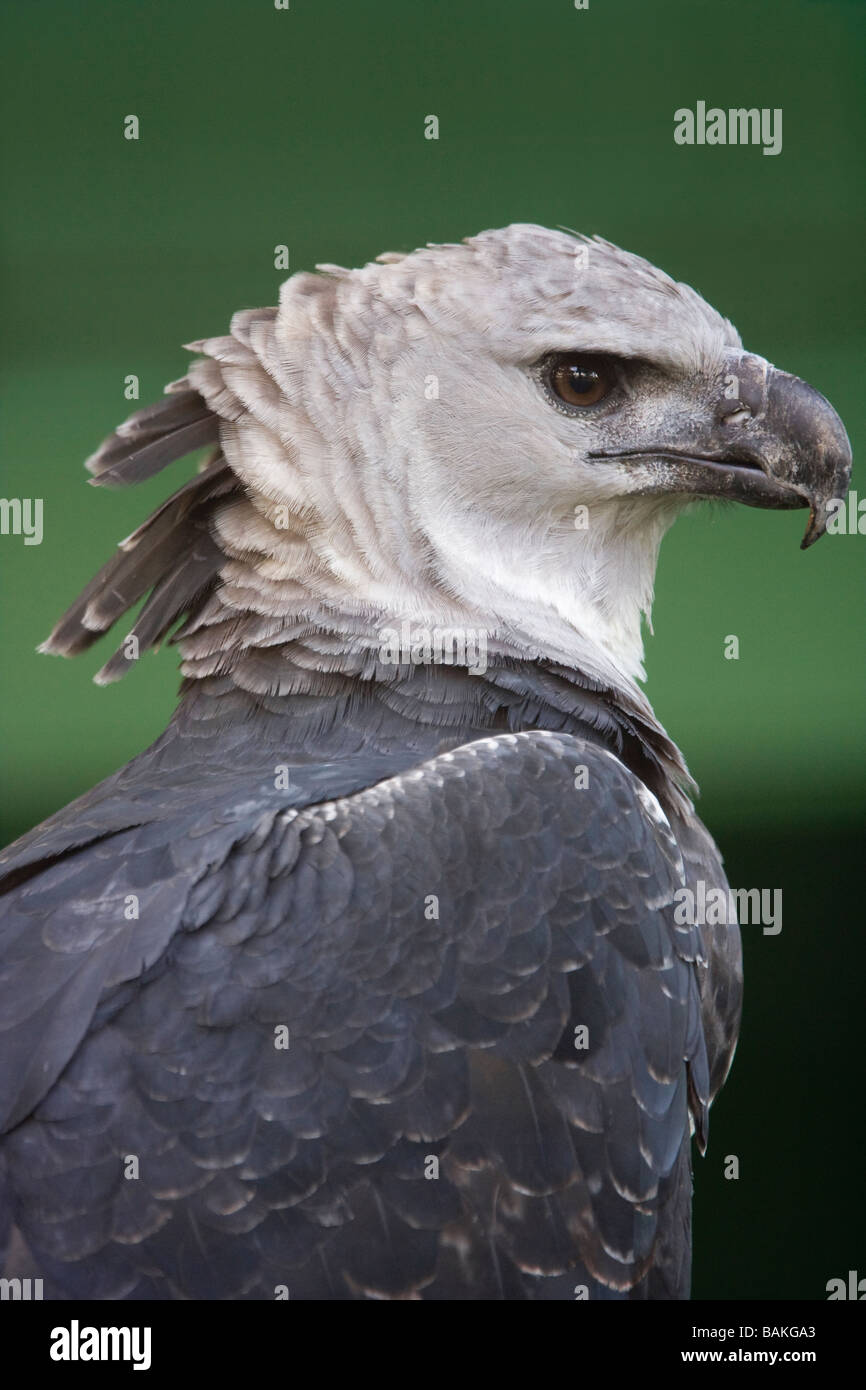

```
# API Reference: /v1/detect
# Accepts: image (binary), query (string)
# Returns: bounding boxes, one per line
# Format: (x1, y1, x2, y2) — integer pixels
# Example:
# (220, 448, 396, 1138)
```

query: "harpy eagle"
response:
(0, 225, 851, 1300)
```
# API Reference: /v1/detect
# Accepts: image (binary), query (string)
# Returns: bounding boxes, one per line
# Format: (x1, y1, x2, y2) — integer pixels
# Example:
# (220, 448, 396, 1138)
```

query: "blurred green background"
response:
(1, 0, 863, 1299)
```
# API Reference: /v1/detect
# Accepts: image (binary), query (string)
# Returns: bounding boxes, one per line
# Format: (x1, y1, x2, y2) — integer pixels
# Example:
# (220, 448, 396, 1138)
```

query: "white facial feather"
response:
(182, 224, 742, 692)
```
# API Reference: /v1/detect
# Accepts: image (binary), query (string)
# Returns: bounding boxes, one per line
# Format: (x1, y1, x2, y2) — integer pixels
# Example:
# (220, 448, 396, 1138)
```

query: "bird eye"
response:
(548, 354, 613, 408)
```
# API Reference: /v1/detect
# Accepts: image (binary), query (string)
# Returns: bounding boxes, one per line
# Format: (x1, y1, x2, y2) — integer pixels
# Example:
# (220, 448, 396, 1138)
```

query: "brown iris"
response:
(549, 355, 613, 408)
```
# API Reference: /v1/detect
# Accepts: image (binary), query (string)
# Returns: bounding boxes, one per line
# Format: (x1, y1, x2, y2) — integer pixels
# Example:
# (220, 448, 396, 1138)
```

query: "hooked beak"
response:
(589, 352, 853, 548)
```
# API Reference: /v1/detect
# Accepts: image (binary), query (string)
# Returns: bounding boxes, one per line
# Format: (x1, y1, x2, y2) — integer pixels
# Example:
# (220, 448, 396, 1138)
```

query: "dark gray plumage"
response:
(0, 226, 850, 1299)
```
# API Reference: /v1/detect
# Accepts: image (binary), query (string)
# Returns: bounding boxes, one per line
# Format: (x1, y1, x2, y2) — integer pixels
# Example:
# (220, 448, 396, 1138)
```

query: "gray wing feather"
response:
(0, 731, 708, 1299)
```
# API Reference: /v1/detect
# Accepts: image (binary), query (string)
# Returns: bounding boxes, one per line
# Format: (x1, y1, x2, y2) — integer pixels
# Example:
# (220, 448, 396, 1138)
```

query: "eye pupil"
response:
(568, 367, 597, 395)
(549, 355, 612, 407)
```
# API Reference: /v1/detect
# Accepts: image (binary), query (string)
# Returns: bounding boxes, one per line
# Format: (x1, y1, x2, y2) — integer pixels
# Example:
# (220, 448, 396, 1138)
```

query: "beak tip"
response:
(800, 511, 822, 549)
(800, 502, 834, 549)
